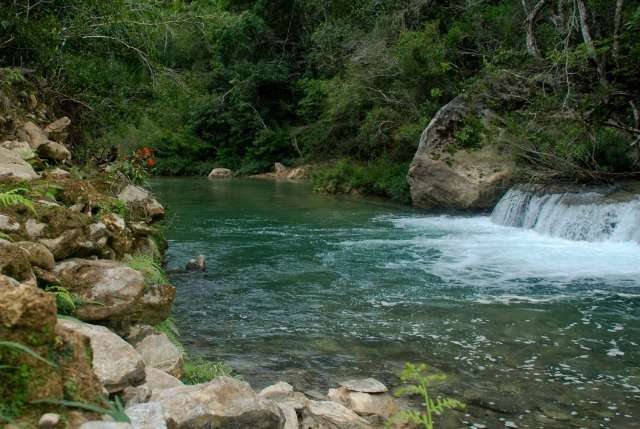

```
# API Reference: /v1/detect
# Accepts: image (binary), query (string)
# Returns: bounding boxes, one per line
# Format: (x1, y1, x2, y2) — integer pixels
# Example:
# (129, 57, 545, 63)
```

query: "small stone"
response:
(339, 378, 388, 393)
(38, 413, 60, 428)
(0, 214, 20, 232)
(505, 421, 518, 428)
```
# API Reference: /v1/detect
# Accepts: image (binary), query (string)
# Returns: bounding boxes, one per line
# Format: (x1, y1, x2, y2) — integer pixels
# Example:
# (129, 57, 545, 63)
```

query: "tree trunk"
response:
(575, 0, 606, 85)
(524, 0, 548, 58)
(613, 0, 624, 62)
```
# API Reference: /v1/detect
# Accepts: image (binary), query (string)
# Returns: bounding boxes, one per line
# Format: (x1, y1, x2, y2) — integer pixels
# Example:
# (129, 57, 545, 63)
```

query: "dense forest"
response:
(2, 0, 639, 202)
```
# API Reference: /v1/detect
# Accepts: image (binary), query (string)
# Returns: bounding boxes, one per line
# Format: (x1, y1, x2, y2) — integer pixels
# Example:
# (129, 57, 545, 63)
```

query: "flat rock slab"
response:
(302, 400, 372, 429)
(339, 378, 388, 393)
(58, 318, 145, 393)
(151, 376, 283, 429)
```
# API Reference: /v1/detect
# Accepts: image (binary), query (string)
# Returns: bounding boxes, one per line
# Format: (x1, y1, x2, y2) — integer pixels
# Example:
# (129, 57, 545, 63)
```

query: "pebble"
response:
(39, 413, 60, 429)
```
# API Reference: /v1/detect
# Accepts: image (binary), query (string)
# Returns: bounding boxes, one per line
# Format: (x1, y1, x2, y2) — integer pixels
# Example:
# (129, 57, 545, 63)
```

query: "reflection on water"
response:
(152, 178, 640, 429)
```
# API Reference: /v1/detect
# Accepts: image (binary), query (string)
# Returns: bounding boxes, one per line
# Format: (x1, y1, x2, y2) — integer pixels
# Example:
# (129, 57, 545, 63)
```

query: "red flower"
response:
(146, 158, 156, 168)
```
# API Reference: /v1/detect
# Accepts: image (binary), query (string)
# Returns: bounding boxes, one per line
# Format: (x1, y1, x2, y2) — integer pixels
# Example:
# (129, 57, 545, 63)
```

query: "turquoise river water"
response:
(152, 178, 640, 429)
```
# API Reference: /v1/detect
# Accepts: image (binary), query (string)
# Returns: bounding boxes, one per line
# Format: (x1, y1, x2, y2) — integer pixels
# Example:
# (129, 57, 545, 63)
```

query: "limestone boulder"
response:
(133, 284, 176, 326)
(125, 402, 167, 429)
(37, 141, 71, 163)
(25, 218, 46, 239)
(301, 400, 372, 429)
(339, 379, 388, 394)
(16, 121, 48, 148)
(14, 241, 55, 270)
(259, 381, 307, 410)
(0, 213, 20, 233)
(0, 140, 34, 159)
(39, 227, 86, 259)
(407, 96, 514, 211)
(44, 116, 71, 134)
(208, 168, 233, 179)
(133, 332, 184, 378)
(0, 146, 40, 182)
(118, 185, 165, 219)
(144, 367, 184, 392)
(328, 387, 398, 420)
(0, 240, 36, 285)
(123, 383, 152, 407)
(150, 377, 284, 429)
(47, 167, 72, 179)
(58, 318, 145, 393)
(53, 259, 145, 322)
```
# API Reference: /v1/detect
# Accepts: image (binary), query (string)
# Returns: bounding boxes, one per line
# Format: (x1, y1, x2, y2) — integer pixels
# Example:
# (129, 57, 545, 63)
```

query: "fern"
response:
(45, 285, 77, 315)
(388, 363, 464, 429)
(0, 341, 57, 368)
(0, 188, 36, 215)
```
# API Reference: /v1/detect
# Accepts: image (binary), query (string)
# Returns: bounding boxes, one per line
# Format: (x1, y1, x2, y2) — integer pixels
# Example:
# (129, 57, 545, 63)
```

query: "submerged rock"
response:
(407, 96, 513, 211)
(58, 318, 145, 393)
(150, 377, 284, 429)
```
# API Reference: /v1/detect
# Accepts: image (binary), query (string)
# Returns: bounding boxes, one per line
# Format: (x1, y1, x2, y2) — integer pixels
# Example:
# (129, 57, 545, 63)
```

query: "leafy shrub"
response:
(389, 363, 464, 429)
(0, 188, 36, 214)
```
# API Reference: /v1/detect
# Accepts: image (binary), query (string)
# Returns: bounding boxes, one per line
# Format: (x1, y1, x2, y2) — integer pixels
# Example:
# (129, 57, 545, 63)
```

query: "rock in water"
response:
(58, 318, 145, 393)
(339, 378, 388, 393)
(185, 254, 206, 271)
(407, 96, 513, 210)
(208, 167, 233, 179)
(150, 377, 284, 428)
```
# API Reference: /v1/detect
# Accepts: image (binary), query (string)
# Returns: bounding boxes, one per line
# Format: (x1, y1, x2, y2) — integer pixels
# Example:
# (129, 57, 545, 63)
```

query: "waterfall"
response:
(491, 188, 640, 243)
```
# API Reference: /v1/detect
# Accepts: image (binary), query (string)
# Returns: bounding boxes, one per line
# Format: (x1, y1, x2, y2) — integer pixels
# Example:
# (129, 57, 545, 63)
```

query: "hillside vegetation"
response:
(2, 0, 639, 202)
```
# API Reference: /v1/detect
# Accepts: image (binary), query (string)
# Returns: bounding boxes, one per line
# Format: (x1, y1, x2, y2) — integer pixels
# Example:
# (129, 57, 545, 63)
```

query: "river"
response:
(152, 177, 640, 429)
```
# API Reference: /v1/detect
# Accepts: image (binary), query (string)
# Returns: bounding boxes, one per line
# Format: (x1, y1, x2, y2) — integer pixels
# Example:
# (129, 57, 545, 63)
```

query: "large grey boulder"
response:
(58, 318, 145, 393)
(0, 140, 34, 159)
(144, 367, 183, 392)
(133, 332, 184, 378)
(407, 96, 514, 211)
(259, 382, 305, 429)
(150, 377, 284, 429)
(37, 141, 71, 163)
(328, 387, 398, 420)
(0, 147, 40, 182)
(54, 259, 145, 322)
(126, 402, 167, 429)
(118, 185, 165, 219)
(301, 400, 372, 429)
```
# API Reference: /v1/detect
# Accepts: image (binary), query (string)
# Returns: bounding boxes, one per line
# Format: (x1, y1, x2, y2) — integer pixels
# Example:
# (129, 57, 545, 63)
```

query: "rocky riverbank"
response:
(0, 78, 417, 429)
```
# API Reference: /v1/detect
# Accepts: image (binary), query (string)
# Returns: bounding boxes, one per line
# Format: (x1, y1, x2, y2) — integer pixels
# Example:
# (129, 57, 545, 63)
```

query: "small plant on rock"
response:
(388, 363, 464, 429)
(0, 187, 36, 214)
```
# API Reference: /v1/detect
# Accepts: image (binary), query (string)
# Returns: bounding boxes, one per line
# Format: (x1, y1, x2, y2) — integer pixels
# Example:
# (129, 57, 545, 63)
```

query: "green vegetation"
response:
(127, 255, 168, 287)
(389, 363, 465, 429)
(44, 285, 79, 316)
(0, 188, 36, 215)
(32, 398, 129, 423)
(2, 1, 639, 197)
(182, 359, 237, 385)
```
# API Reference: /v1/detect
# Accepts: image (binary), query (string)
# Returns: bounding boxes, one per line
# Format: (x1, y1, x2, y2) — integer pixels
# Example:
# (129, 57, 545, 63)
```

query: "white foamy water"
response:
(491, 189, 640, 243)
(386, 215, 639, 286)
